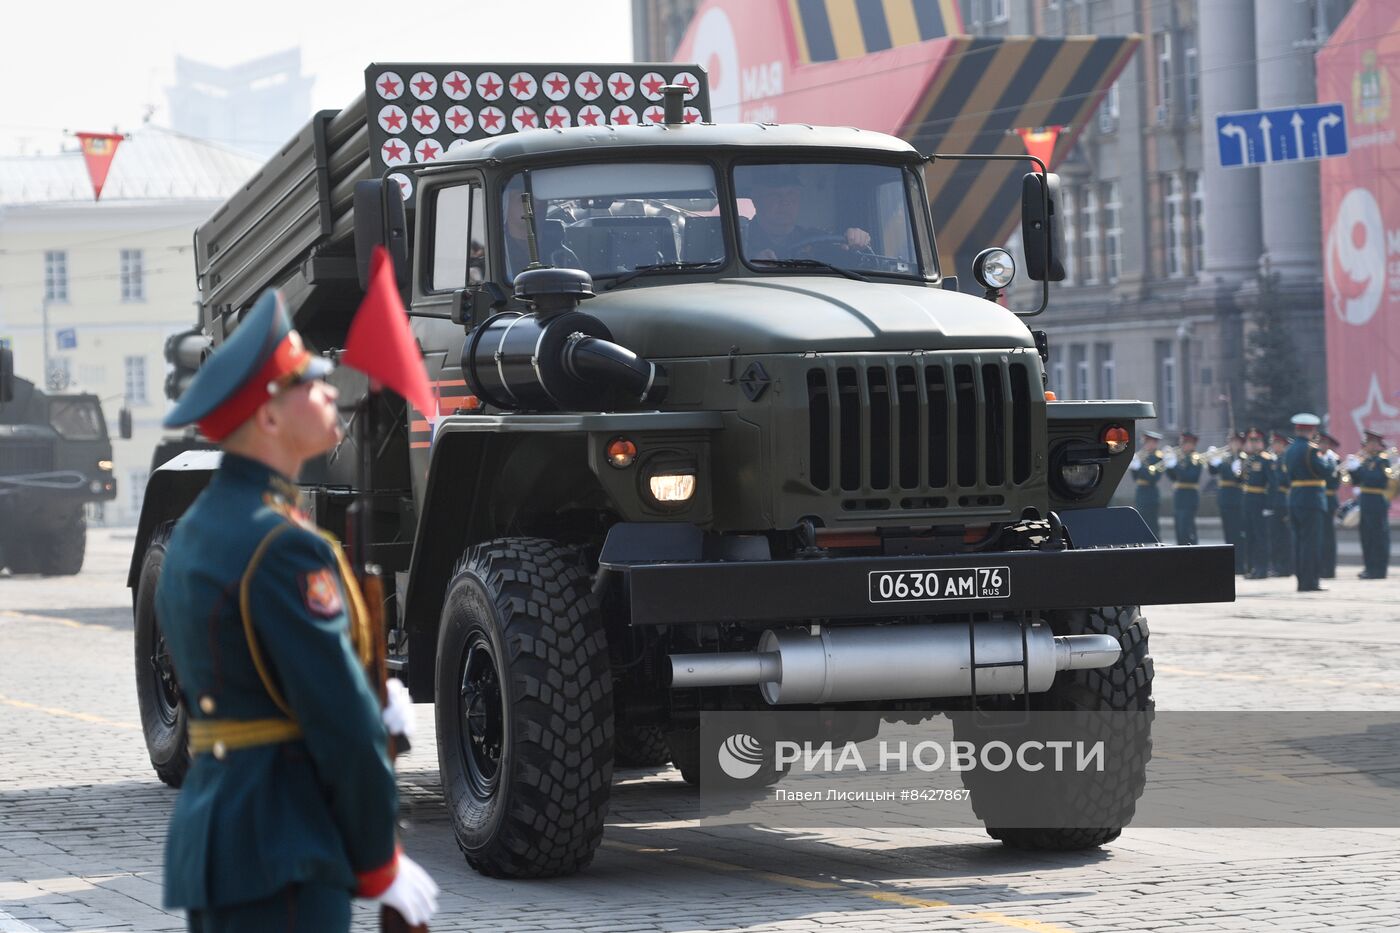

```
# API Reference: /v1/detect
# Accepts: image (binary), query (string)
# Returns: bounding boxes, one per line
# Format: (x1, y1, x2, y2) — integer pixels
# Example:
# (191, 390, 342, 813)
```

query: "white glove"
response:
(378, 854, 439, 926)
(1231, 459, 1243, 477)
(1130, 455, 1141, 471)
(1323, 450, 1339, 467)
(1210, 456, 1222, 468)
(1345, 454, 1362, 472)
(382, 678, 417, 739)
(1163, 454, 1178, 470)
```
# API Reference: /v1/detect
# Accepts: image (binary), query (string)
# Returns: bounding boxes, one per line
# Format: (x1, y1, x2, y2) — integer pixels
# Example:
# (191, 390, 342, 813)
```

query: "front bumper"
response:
(606, 543, 1235, 626)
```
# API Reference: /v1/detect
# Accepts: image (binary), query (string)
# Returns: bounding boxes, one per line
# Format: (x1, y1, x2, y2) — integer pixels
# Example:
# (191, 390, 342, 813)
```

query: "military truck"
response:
(0, 348, 120, 575)
(130, 63, 1234, 879)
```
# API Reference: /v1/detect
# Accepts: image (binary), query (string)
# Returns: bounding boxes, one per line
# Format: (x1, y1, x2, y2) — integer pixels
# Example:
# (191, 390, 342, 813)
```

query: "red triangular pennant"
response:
(1015, 126, 1063, 174)
(75, 132, 124, 201)
(342, 246, 435, 417)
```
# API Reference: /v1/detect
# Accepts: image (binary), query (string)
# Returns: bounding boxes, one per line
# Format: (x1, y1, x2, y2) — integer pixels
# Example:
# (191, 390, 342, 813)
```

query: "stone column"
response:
(1198, 0, 1261, 285)
(1254, 1, 1323, 281)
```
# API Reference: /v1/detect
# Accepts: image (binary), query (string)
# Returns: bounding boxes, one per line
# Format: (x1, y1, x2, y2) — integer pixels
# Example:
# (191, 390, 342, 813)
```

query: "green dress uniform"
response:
(1241, 451, 1276, 579)
(1165, 450, 1204, 545)
(1323, 468, 1341, 578)
(1283, 431, 1331, 592)
(1210, 452, 1247, 572)
(1130, 447, 1165, 540)
(154, 290, 400, 932)
(1352, 447, 1393, 579)
(1267, 447, 1294, 576)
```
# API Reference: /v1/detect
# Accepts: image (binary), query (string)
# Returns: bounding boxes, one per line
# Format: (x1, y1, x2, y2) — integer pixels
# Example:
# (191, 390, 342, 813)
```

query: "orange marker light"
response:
(1102, 425, 1131, 454)
(606, 437, 638, 468)
(1044, 390, 1057, 401)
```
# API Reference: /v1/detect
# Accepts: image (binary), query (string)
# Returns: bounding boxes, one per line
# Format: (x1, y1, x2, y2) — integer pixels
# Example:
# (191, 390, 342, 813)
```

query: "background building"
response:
(166, 48, 314, 157)
(0, 128, 260, 523)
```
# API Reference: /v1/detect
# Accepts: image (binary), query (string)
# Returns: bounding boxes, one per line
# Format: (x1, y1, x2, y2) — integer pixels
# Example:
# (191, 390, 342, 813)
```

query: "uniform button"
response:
(198, 695, 216, 715)
(212, 741, 227, 761)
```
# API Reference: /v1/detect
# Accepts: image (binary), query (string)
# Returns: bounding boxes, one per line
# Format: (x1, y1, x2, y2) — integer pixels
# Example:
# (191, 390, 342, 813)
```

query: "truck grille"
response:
(0, 442, 55, 477)
(805, 356, 1034, 502)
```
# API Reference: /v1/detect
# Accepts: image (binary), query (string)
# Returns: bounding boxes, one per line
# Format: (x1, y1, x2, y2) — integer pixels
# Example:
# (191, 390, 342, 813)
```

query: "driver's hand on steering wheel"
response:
(845, 227, 872, 251)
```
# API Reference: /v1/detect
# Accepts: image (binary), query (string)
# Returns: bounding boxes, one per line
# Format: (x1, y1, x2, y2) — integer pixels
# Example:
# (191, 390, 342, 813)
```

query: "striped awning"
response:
(789, 0, 964, 63)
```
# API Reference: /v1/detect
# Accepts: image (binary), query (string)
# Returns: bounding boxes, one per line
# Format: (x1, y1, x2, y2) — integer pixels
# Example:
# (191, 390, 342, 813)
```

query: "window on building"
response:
(1095, 343, 1115, 398)
(44, 251, 68, 302)
(128, 470, 149, 517)
(1155, 31, 1173, 121)
(124, 355, 148, 406)
(987, 0, 1010, 24)
(1098, 80, 1120, 133)
(120, 249, 145, 302)
(46, 356, 72, 392)
(1183, 31, 1199, 118)
(1049, 345, 1066, 397)
(1157, 339, 1178, 429)
(1103, 181, 1122, 284)
(1081, 185, 1100, 285)
(1164, 173, 1185, 278)
(1188, 171, 1205, 274)
(1060, 186, 1077, 285)
(1072, 345, 1090, 400)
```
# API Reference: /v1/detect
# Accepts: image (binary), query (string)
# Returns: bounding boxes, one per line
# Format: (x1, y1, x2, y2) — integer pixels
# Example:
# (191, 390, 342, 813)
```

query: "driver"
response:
(742, 166, 871, 261)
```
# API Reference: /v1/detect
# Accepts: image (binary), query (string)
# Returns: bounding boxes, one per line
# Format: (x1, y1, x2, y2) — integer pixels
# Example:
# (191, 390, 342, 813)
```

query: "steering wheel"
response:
(788, 234, 853, 256)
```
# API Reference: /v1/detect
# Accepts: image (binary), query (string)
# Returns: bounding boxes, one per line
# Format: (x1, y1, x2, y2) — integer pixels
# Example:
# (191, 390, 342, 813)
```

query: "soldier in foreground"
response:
(1210, 431, 1247, 573)
(1130, 430, 1166, 539)
(154, 291, 438, 931)
(1283, 413, 1332, 593)
(1268, 431, 1295, 577)
(1346, 430, 1393, 579)
(1318, 432, 1342, 578)
(1239, 428, 1275, 580)
(1165, 430, 1203, 545)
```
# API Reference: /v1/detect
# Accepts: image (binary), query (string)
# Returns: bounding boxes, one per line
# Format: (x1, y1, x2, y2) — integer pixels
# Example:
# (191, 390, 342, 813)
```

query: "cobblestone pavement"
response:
(2, 530, 1398, 932)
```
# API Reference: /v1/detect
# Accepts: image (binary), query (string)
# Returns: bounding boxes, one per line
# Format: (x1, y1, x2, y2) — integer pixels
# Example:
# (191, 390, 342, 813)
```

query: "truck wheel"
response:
(133, 523, 190, 788)
(666, 728, 702, 784)
(435, 537, 613, 878)
(958, 606, 1153, 851)
(38, 509, 86, 576)
(615, 724, 671, 768)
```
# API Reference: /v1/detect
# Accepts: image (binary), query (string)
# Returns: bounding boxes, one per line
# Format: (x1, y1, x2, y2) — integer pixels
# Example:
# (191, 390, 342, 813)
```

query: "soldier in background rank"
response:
(1319, 432, 1342, 578)
(1210, 431, 1247, 573)
(1165, 430, 1204, 545)
(1130, 430, 1166, 539)
(1283, 413, 1332, 592)
(1345, 429, 1393, 579)
(156, 290, 438, 932)
(1239, 428, 1276, 579)
(1268, 430, 1295, 577)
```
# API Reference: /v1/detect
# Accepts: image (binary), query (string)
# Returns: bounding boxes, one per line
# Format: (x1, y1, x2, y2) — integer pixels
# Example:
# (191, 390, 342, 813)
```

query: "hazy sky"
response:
(0, 0, 634, 155)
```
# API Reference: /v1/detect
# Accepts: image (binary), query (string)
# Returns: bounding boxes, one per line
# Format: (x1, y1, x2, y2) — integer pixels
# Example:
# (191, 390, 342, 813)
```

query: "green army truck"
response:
(0, 349, 119, 575)
(129, 63, 1235, 879)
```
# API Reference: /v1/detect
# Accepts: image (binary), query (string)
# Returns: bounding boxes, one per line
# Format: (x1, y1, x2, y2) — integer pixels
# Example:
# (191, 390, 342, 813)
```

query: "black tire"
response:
(133, 523, 190, 788)
(614, 724, 671, 768)
(435, 537, 613, 878)
(958, 606, 1153, 851)
(666, 727, 702, 785)
(37, 509, 86, 576)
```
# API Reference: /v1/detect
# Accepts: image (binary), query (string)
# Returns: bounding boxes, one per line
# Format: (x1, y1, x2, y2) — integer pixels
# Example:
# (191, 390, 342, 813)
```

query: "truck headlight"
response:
(643, 458, 698, 506)
(98, 460, 113, 471)
(1058, 463, 1101, 495)
(972, 248, 1016, 290)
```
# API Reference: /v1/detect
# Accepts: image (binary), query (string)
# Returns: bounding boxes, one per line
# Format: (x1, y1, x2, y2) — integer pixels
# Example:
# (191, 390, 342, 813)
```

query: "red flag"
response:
(75, 132, 124, 201)
(342, 246, 435, 417)
(1015, 126, 1063, 174)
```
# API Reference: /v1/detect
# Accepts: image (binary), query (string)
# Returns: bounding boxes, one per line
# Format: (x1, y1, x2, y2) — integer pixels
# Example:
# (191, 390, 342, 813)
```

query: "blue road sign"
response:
(1217, 103, 1348, 168)
(55, 327, 77, 350)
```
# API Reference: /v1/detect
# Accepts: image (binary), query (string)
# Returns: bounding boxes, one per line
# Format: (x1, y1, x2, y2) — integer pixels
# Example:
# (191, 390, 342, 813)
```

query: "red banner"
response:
(75, 132, 124, 201)
(1016, 127, 1063, 173)
(1318, 0, 1400, 469)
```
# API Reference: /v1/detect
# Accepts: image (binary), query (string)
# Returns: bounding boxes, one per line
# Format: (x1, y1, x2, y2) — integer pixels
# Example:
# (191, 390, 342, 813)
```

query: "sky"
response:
(0, 0, 634, 156)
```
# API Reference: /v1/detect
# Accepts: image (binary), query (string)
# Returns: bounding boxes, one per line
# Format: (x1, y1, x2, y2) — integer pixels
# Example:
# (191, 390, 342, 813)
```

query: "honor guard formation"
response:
(154, 291, 439, 931)
(1141, 415, 1392, 589)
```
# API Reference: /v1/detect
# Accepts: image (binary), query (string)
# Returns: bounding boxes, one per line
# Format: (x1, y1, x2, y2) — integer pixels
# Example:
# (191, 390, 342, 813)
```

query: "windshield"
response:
(48, 398, 104, 440)
(734, 162, 923, 277)
(501, 163, 723, 283)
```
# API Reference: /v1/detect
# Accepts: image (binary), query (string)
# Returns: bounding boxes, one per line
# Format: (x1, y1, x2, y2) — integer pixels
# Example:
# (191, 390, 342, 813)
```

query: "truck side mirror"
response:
(353, 179, 411, 291)
(451, 283, 509, 327)
(118, 407, 133, 440)
(1021, 172, 1066, 282)
(0, 347, 13, 405)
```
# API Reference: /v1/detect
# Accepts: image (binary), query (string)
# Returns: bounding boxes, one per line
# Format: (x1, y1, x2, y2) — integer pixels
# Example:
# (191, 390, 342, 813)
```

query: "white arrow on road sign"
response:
(1258, 115, 1273, 163)
(1222, 123, 1249, 163)
(1317, 111, 1341, 157)
(1291, 112, 1305, 160)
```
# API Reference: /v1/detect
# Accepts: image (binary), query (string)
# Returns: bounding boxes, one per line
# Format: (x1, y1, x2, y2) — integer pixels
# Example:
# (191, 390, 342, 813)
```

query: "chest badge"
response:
(301, 568, 344, 617)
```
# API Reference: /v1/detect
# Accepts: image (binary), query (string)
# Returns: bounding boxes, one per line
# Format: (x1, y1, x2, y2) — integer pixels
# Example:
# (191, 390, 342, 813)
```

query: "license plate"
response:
(868, 566, 1010, 604)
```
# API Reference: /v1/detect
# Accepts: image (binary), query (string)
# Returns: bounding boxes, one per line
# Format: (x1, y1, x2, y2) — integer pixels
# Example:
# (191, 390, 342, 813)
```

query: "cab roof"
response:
(437, 122, 925, 167)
